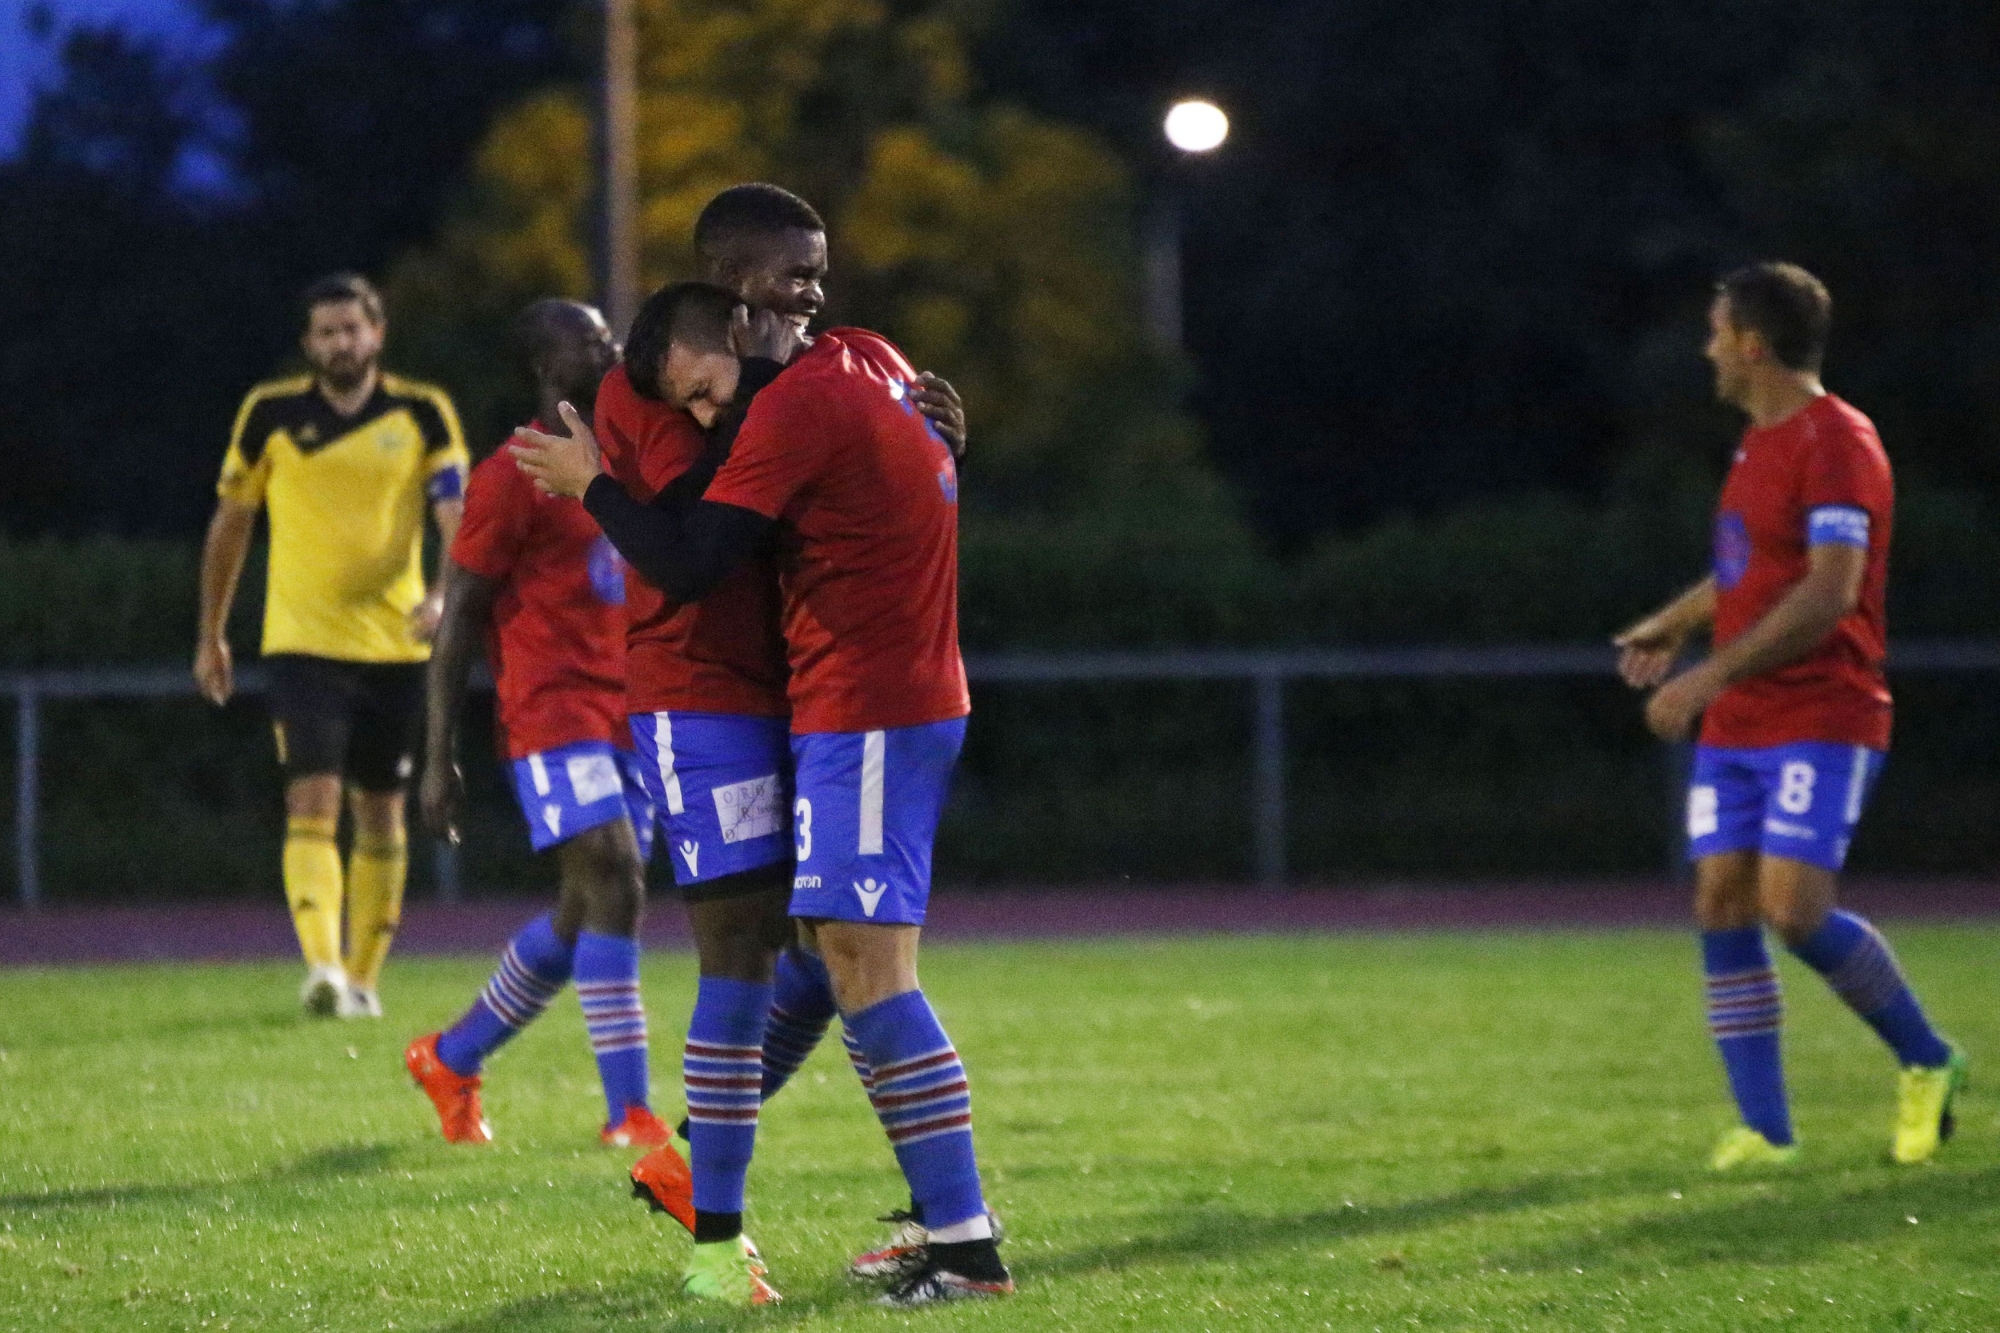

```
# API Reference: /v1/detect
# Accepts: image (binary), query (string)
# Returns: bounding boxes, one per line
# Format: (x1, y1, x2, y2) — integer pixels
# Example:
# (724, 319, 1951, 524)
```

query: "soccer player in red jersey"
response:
(575, 186, 972, 1307)
(404, 299, 670, 1150)
(1616, 263, 1964, 1170)
(515, 280, 1010, 1306)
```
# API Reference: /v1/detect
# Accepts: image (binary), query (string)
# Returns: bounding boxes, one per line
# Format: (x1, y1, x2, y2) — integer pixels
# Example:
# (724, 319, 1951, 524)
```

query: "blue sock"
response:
(574, 931, 650, 1122)
(684, 976, 773, 1215)
(762, 947, 837, 1099)
(436, 913, 571, 1076)
(1702, 929, 1793, 1145)
(846, 990, 986, 1231)
(1789, 911, 1952, 1068)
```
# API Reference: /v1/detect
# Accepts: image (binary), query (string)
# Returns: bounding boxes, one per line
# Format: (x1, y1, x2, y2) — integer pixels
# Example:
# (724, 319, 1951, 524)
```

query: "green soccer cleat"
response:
(1892, 1045, 1968, 1165)
(1710, 1125, 1800, 1171)
(682, 1237, 780, 1306)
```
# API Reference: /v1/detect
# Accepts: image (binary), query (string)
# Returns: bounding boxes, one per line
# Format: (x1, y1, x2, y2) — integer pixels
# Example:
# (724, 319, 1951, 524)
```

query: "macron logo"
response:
(542, 805, 563, 836)
(854, 878, 887, 918)
(678, 840, 700, 878)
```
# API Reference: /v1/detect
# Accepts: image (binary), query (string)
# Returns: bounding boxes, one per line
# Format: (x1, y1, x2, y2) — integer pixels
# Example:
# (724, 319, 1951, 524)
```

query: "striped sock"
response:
(762, 947, 837, 1099)
(436, 913, 572, 1076)
(847, 990, 988, 1233)
(575, 932, 650, 1120)
(685, 976, 772, 1220)
(1789, 911, 1951, 1068)
(1703, 928, 1792, 1146)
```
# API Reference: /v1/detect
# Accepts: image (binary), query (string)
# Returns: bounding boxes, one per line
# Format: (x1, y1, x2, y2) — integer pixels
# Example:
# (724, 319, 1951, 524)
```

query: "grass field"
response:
(3, 927, 1998, 1332)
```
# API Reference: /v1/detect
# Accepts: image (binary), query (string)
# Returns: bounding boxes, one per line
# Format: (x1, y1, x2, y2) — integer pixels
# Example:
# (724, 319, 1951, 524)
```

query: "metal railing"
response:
(9, 642, 2000, 904)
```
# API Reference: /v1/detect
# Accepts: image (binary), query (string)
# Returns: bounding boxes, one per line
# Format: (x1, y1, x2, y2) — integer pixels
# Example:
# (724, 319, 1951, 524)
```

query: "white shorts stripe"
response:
(858, 730, 885, 856)
(652, 713, 686, 816)
(526, 752, 551, 797)
(1843, 745, 1869, 825)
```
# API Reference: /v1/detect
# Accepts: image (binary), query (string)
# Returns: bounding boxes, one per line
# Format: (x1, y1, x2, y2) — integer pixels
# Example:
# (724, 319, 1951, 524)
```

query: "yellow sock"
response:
(282, 815, 344, 970)
(344, 832, 408, 990)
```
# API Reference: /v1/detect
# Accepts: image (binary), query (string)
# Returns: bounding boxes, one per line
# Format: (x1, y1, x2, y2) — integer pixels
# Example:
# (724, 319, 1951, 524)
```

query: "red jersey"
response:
(451, 439, 628, 759)
(706, 329, 968, 735)
(592, 365, 789, 717)
(1701, 393, 1894, 751)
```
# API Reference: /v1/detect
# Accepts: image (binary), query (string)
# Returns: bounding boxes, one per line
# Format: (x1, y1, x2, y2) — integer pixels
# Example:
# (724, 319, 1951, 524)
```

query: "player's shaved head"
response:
(624, 282, 738, 400)
(513, 297, 616, 417)
(694, 183, 825, 267)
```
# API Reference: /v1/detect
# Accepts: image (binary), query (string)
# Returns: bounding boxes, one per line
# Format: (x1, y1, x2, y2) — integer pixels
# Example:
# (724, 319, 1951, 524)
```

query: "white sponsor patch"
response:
(713, 774, 784, 845)
(566, 752, 622, 806)
(1687, 785, 1718, 839)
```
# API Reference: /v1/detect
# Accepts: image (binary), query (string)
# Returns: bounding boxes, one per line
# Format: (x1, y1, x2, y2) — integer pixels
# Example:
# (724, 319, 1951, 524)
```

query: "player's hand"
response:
(408, 591, 445, 643)
(418, 758, 465, 844)
(194, 637, 233, 706)
(910, 371, 966, 460)
(1612, 614, 1687, 690)
(1643, 662, 1724, 742)
(510, 401, 602, 499)
(729, 305, 809, 365)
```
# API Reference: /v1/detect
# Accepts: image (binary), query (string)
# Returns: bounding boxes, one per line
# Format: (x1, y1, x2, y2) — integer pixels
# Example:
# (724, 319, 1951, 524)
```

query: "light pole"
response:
(601, 0, 639, 339)
(1145, 98, 1229, 352)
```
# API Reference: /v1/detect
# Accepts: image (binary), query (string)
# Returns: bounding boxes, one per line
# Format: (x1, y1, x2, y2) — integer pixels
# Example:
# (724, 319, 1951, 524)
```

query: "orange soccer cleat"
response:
(602, 1105, 674, 1148)
(404, 1033, 493, 1144)
(629, 1143, 697, 1233)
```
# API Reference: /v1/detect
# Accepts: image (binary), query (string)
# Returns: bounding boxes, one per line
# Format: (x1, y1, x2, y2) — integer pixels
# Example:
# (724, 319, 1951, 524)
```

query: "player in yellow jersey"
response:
(194, 273, 469, 1019)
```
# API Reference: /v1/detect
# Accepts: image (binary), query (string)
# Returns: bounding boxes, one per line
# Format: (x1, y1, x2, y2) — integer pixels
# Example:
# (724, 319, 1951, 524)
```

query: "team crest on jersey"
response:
(1713, 511, 1750, 590)
(587, 536, 626, 605)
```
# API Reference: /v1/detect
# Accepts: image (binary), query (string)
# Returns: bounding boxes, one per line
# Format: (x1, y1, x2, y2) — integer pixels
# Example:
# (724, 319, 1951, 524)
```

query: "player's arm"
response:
(196, 391, 276, 705)
(1642, 542, 1867, 742)
(510, 398, 775, 602)
(194, 498, 258, 705)
(1613, 576, 1717, 689)
(412, 389, 472, 642)
(419, 555, 496, 842)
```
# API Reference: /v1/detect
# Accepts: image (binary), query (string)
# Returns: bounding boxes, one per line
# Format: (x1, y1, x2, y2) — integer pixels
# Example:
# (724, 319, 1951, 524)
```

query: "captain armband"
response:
(1805, 505, 1870, 549)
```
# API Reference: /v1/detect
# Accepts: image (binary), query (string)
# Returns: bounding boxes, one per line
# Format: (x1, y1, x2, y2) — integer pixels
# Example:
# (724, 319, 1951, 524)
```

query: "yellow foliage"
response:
(388, 0, 1197, 499)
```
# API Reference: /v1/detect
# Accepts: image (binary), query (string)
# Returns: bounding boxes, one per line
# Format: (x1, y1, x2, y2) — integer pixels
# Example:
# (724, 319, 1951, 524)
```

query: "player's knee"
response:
(1760, 896, 1828, 947)
(285, 773, 342, 822)
(560, 824, 644, 936)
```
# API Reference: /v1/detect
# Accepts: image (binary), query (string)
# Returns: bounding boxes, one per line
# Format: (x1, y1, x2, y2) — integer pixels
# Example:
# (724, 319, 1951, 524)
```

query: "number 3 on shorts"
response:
(1776, 761, 1816, 815)
(794, 797, 813, 862)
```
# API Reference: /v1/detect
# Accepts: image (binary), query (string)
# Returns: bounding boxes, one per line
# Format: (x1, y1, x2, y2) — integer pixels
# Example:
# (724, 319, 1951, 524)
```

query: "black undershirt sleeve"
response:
(580, 356, 787, 603)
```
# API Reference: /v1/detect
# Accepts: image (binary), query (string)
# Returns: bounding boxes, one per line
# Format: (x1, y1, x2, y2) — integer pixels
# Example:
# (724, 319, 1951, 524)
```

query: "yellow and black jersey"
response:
(218, 372, 469, 663)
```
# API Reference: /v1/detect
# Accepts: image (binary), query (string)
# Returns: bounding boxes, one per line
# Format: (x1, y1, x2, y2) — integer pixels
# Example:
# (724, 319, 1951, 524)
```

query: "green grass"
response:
(4, 928, 1999, 1331)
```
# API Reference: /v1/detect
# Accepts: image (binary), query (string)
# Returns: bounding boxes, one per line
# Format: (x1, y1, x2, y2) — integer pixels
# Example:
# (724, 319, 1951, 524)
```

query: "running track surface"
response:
(2, 881, 1997, 968)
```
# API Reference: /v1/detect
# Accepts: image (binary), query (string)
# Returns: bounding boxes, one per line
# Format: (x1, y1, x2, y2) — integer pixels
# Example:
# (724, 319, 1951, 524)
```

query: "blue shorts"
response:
(509, 741, 656, 859)
(1687, 741, 1886, 872)
(788, 718, 966, 926)
(627, 711, 792, 888)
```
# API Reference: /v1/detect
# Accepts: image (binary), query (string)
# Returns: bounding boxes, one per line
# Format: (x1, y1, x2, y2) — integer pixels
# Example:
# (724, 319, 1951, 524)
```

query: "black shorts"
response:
(265, 655, 422, 792)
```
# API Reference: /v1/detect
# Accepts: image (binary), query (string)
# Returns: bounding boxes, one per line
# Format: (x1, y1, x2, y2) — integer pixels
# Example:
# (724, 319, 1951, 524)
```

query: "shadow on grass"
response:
(0, 1141, 404, 1213)
(1500, 1162, 2000, 1271)
(431, 1276, 873, 1332)
(1024, 1165, 1681, 1280)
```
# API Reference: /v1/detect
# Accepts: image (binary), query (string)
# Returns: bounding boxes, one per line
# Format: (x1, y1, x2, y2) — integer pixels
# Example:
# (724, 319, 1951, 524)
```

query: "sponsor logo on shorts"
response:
(566, 752, 622, 806)
(714, 773, 784, 845)
(542, 804, 563, 836)
(1763, 817, 1816, 841)
(794, 875, 822, 890)
(1688, 785, 1719, 839)
(678, 840, 700, 878)
(854, 878, 887, 918)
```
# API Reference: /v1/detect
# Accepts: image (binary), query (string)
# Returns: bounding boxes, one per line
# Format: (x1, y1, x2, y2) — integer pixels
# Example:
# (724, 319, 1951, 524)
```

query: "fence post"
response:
(1252, 670, 1286, 887)
(16, 687, 40, 908)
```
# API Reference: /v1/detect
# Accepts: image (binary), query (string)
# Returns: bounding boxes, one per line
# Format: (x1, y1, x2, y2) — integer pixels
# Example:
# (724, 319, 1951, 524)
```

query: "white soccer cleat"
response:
(339, 983, 384, 1019)
(301, 964, 348, 1018)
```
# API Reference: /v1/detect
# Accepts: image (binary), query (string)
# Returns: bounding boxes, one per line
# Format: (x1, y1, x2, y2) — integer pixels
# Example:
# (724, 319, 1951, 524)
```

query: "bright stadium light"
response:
(1163, 99, 1229, 154)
